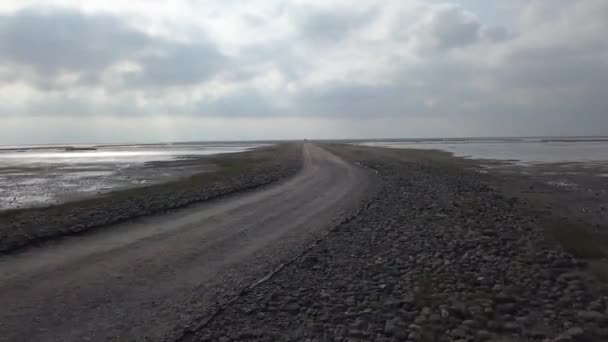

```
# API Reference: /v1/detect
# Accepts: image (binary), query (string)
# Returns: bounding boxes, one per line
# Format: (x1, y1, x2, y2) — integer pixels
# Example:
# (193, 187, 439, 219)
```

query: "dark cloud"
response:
(293, 5, 378, 44)
(291, 82, 413, 118)
(0, 8, 227, 88)
(498, 45, 608, 88)
(0, 8, 149, 73)
(480, 26, 511, 42)
(127, 42, 227, 87)
(426, 5, 481, 49)
(193, 90, 277, 117)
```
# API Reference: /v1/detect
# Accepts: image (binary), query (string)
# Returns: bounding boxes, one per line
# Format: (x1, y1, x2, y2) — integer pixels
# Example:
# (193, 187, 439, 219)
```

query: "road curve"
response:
(0, 144, 372, 342)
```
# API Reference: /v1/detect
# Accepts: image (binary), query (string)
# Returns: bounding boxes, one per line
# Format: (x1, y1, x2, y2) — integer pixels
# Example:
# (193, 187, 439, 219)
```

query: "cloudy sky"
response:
(0, 0, 607, 143)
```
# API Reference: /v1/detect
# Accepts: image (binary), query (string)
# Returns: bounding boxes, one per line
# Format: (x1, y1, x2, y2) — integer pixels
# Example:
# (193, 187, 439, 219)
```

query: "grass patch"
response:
(549, 222, 607, 259)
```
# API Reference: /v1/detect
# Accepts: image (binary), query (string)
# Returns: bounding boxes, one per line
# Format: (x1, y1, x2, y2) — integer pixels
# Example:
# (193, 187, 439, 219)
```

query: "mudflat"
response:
(0, 143, 302, 254)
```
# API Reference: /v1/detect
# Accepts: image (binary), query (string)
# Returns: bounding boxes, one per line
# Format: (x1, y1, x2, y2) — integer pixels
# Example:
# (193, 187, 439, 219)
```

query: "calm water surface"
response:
(360, 137, 608, 164)
(0, 142, 268, 210)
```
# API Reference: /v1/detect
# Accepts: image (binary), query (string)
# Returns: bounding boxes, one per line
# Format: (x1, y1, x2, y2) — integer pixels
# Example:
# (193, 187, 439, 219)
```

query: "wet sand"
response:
(0, 143, 265, 210)
(480, 161, 608, 233)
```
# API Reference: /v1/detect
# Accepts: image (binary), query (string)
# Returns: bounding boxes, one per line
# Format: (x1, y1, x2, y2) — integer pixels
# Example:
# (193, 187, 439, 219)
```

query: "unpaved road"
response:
(0, 144, 372, 342)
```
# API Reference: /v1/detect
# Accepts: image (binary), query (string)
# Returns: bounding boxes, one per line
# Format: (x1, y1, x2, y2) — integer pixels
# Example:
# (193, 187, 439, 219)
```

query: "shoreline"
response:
(353, 144, 608, 252)
(0, 143, 303, 254)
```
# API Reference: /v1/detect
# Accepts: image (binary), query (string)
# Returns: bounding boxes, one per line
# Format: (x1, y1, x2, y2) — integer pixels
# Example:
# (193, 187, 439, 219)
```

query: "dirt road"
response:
(0, 144, 372, 342)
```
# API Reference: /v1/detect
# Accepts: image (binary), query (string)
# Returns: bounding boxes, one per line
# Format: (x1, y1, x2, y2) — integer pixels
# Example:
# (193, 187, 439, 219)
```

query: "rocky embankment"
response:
(190, 144, 607, 341)
(0, 144, 302, 254)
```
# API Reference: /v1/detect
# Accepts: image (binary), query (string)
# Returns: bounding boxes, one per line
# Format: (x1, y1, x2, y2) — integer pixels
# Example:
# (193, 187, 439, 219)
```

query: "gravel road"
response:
(0, 144, 373, 342)
(192, 144, 608, 342)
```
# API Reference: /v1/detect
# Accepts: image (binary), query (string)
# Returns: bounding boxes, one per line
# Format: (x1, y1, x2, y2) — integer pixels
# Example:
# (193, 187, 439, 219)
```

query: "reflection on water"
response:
(360, 137, 608, 196)
(0, 142, 268, 210)
(0, 144, 265, 165)
(360, 137, 608, 164)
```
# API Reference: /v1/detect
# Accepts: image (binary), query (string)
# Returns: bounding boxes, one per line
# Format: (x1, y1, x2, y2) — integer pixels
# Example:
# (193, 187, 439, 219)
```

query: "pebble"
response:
(191, 146, 608, 342)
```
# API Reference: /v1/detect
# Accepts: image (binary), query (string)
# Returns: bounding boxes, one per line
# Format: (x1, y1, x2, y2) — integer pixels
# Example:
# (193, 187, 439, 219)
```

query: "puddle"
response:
(547, 181, 577, 188)
(18, 178, 48, 185)
(62, 171, 115, 180)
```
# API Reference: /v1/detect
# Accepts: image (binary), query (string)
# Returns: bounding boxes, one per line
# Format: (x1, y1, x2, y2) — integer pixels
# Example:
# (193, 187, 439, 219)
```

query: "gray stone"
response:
(451, 327, 468, 338)
(347, 329, 365, 338)
(430, 313, 441, 322)
(383, 318, 401, 336)
(476, 330, 491, 340)
(578, 310, 604, 321)
(503, 322, 520, 332)
(286, 303, 300, 314)
(495, 292, 514, 303)
(408, 331, 420, 340)
(498, 303, 517, 314)
(554, 327, 584, 341)
(588, 301, 602, 311)
(408, 323, 422, 331)
(462, 319, 476, 328)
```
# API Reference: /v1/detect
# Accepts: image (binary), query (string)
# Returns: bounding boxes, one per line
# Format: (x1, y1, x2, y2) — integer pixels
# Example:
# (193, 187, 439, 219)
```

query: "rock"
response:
(588, 301, 603, 311)
(577, 310, 604, 321)
(286, 303, 300, 314)
(408, 324, 422, 331)
(495, 292, 515, 304)
(347, 329, 365, 338)
(452, 327, 470, 339)
(468, 305, 483, 316)
(334, 325, 347, 337)
(451, 302, 468, 318)
(351, 318, 366, 330)
(498, 303, 517, 314)
(476, 330, 491, 340)
(503, 322, 520, 333)
(408, 331, 420, 340)
(440, 308, 450, 319)
(462, 319, 477, 328)
(554, 327, 584, 341)
(383, 318, 401, 336)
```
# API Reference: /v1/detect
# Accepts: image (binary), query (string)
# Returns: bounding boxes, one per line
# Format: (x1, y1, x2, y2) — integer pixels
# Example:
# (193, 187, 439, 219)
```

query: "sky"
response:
(0, 0, 607, 143)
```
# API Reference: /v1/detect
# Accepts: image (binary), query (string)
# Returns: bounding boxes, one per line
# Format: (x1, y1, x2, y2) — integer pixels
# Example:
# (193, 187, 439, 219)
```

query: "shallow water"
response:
(360, 137, 608, 164)
(360, 138, 608, 195)
(0, 142, 267, 210)
(0, 143, 264, 165)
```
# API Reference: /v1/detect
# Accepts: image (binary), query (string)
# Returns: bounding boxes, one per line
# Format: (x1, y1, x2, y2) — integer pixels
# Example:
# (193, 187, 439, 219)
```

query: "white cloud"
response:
(0, 0, 607, 143)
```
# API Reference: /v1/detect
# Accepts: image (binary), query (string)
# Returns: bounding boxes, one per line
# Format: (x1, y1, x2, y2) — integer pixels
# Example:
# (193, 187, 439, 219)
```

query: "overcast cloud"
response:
(0, 0, 607, 143)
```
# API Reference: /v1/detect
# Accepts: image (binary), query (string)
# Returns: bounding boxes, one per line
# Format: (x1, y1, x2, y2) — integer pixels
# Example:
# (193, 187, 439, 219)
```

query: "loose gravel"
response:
(189, 144, 608, 342)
